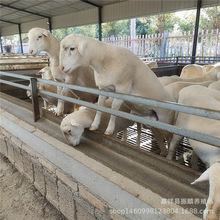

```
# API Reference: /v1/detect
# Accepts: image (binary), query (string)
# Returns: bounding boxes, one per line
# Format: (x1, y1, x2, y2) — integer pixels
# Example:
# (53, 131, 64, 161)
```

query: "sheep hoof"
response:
(89, 126, 97, 131)
(104, 130, 113, 136)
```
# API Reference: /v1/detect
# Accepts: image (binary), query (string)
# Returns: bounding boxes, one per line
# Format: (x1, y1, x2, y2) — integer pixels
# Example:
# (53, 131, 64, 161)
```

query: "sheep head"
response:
(36, 67, 53, 80)
(192, 162, 220, 220)
(60, 117, 84, 147)
(60, 34, 89, 74)
(26, 27, 50, 55)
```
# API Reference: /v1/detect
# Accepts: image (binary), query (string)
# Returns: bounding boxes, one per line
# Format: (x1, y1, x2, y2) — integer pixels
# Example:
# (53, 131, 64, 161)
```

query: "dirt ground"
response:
(0, 154, 66, 220)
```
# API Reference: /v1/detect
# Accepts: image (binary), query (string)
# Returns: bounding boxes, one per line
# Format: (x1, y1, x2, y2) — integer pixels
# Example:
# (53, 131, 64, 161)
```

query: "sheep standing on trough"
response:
(25, 28, 98, 115)
(60, 34, 176, 155)
(60, 98, 133, 146)
(166, 95, 220, 220)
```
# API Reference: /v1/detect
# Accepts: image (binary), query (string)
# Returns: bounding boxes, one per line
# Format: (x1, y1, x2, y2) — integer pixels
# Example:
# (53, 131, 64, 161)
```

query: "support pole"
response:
(30, 78, 40, 122)
(98, 6, 102, 41)
(0, 34, 3, 53)
(18, 24, 23, 54)
(48, 17, 52, 33)
(80, 0, 102, 41)
(191, 0, 202, 64)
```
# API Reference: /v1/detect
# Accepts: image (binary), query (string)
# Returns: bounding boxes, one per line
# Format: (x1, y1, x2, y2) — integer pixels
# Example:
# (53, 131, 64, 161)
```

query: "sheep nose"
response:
(62, 66, 64, 71)
(68, 130, 71, 134)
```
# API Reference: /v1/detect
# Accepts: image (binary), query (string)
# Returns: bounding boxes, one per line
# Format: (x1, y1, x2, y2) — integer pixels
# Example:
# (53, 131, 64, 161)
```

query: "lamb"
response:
(166, 95, 220, 220)
(159, 65, 220, 86)
(60, 34, 176, 155)
(60, 98, 133, 146)
(27, 67, 76, 114)
(180, 64, 207, 78)
(165, 81, 213, 101)
(25, 27, 98, 115)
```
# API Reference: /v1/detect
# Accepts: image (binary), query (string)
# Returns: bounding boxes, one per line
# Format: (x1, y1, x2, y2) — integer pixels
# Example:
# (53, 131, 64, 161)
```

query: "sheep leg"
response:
(166, 134, 183, 160)
(90, 95, 107, 131)
(151, 127, 167, 156)
(43, 99, 50, 110)
(121, 128, 127, 142)
(136, 123, 141, 147)
(105, 98, 124, 135)
(55, 87, 69, 116)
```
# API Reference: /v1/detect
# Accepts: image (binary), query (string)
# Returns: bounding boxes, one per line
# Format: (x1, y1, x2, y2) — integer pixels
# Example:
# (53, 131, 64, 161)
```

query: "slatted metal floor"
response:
(117, 123, 207, 172)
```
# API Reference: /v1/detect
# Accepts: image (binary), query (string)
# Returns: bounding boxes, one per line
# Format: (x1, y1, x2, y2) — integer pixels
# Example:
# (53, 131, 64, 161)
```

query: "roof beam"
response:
(0, 19, 19, 25)
(0, 2, 52, 32)
(80, 0, 101, 8)
(0, 3, 49, 19)
(80, 0, 102, 41)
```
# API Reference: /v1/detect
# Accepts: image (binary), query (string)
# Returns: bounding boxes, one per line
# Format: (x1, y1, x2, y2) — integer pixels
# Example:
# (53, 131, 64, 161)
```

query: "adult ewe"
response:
(25, 28, 97, 115)
(166, 95, 220, 220)
(60, 34, 176, 153)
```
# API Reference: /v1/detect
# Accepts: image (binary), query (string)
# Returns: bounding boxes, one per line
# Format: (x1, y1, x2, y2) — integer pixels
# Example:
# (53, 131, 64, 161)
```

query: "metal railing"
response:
(0, 71, 220, 148)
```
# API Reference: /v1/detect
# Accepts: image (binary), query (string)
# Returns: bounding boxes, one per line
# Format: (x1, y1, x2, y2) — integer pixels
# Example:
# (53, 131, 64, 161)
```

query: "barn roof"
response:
(0, 0, 220, 36)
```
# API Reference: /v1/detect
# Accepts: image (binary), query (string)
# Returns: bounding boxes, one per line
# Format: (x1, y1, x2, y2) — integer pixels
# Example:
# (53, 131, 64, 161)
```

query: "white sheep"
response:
(166, 95, 220, 220)
(60, 34, 176, 155)
(191, 162, 220, 220)
(165, 81, 213, 101)
(208, 81, 220, 91)
(159, 65, 220, 86)
(27, 67, 76, 113)
(145, 61, 158, 69)
(204, 62, 220, 73)
(60, 98, 133, 146)
(180, 64, 207, 78)
(178, 85, 220, 104)
(25, 28, 98, 116)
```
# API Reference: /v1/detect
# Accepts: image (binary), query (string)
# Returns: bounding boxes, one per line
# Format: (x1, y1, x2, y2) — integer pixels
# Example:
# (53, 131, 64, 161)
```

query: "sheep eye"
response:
(70, 47, 75, 51)
(37, 36, 42, 40)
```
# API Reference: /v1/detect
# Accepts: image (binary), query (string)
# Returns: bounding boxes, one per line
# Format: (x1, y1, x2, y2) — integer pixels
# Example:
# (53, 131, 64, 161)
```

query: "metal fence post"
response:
(30, 78, 40, 122)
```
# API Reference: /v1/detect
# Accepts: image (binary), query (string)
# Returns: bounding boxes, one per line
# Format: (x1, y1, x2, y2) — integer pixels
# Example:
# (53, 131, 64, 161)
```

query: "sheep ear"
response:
(70, 121, 80, 127)
(36, 71, 43, 75)
(42, 30, 49, 37)
(191, 169, 209, 185)
(78, 40, 86, 56)
(23, 36, 28, 41)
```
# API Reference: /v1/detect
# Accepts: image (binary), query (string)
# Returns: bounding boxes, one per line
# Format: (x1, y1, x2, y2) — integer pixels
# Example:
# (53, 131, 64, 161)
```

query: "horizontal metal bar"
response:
(37, 78, 220, 120)
(39, 89, 220, 148)
(0, 70, 219, 147)
(0, 71, 32, 80)
(0, 62, 48, 65)
(0, 71, 219, 120)
(0, 79, 30, 90)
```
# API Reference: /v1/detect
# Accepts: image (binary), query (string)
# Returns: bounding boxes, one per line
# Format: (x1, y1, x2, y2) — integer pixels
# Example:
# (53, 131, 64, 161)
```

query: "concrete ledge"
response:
(0, 98, 205, 220)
